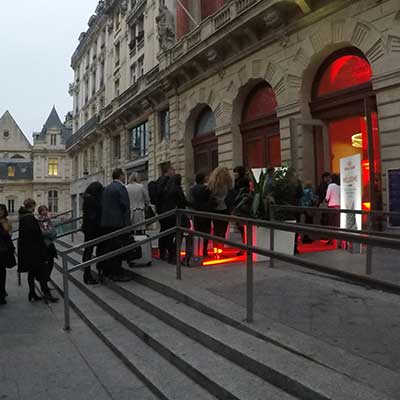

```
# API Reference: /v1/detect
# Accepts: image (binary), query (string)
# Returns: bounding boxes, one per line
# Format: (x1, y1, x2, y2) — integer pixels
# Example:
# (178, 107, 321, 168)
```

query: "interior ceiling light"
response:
(352, 133, 363, 148)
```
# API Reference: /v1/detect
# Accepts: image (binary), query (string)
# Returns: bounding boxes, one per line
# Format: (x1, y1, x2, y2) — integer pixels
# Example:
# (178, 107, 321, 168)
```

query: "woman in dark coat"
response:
(0, 204, 16, 305)
(81, 182, 104, 284)
(18, 198, 58, 303)
(162, 174, 188, 264)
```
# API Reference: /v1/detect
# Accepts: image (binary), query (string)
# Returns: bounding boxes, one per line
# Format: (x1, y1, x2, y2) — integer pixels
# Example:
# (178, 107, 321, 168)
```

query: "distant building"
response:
(0, 108, 72, 217)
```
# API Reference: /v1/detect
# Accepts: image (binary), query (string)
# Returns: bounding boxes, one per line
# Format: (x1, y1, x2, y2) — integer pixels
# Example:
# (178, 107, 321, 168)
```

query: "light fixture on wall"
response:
(351, 133, 363, 149)
(83, 170, 89, 179)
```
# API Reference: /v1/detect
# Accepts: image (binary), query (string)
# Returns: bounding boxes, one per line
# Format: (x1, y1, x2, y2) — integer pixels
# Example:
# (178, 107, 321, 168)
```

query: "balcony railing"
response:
(166, 0, 263, 65)
(67, 115, 99, 149)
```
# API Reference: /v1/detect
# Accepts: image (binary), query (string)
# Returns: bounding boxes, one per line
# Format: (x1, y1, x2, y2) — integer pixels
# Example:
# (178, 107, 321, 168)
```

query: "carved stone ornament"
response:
(156, 5, 175, 51)
(263, 8, 283, 29)
(107, 17, 114, 33)
(96, 1, 105, 14)
(120, 0, 128, 16)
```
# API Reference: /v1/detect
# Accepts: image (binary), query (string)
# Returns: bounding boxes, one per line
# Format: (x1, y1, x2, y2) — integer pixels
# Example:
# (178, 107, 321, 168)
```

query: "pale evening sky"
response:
(0, 0, 99, 141)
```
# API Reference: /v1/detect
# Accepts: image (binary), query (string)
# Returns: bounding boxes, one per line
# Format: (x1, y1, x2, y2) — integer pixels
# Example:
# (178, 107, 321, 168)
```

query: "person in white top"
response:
(126, 173, 150, 233)
(325, 174, 341, 228)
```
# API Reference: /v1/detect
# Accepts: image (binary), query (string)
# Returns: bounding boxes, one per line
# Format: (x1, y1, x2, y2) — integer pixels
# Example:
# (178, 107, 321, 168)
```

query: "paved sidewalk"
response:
(0, 270, 156, 400)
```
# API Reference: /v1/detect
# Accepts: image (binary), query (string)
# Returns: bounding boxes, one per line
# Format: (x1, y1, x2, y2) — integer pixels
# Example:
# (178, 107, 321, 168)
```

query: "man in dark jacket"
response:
(98, 168, 132, 281)
(155, 163, 175, 260)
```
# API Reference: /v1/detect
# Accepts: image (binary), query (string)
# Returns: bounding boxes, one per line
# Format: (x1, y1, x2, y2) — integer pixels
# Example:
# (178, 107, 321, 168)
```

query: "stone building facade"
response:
(68, 0, 400, 214)
(0, 108, 72, 217)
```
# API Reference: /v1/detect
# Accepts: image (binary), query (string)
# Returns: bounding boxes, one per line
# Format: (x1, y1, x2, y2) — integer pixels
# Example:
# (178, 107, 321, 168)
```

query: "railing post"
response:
(62, 254, 71, 331)
(269, 228, 275, 269)
(176, 211, 182, 281)
(245, 223, 254, 323)
(366, 213, 373, 275)
(18, 272, 22, 286)
(71, 209, 75, 243)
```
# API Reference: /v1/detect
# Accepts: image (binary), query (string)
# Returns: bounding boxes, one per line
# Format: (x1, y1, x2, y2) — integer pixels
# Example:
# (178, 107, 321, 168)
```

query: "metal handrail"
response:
(59, 208, 400, 330)
(271, 204, 400, 217)
(59, 210, 175, 255)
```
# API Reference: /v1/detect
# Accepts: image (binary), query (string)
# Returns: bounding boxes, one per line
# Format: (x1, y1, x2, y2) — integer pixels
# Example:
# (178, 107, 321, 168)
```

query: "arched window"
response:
(48, 190, 58, 213)
(241, 83, 280, 168)
(315, 54, 372, 98)
(195, 107, 216, 136)
(192, 106, 218, 174)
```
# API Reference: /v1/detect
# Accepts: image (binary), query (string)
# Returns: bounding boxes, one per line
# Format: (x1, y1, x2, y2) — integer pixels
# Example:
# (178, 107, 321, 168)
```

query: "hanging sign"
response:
(340, 154, 362, 230)
(387, 168, 400, 227)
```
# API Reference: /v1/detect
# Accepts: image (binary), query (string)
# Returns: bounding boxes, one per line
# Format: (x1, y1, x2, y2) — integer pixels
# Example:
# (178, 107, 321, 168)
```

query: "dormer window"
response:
(51, 134, 57, 146)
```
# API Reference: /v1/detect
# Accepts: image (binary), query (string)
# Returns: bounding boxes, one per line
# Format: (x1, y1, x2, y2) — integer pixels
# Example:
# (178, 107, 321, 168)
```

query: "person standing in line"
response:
(317, 172, 332, 227)
(81, 182, 104, 284)
(37, 205, 58, 286)
(208, 167, 233, 248)
(232, 166, 251, 245)
(18, 199, 58, 303)
(154, 164, 175, 261)
(126, 172, 150, 234)
(99, 168, 132, 282)
(190, 172, 211, 257)
(326, 173, 341, 240)
(300, 181, 318, 244)
(163, 174, 188, 264)
(0, 204, 16, 305)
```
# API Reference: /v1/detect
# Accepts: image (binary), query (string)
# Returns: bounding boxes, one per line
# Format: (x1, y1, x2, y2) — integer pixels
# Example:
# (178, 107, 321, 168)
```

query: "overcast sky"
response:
(0, 0, 98, 141)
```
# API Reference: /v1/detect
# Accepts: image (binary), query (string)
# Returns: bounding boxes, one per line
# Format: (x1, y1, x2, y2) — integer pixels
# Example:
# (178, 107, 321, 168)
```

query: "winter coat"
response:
(0, 224, 16, 269)
(17, 207, 47, 274)
(81, 193, 103, 240)
(190, 183, 211, 212)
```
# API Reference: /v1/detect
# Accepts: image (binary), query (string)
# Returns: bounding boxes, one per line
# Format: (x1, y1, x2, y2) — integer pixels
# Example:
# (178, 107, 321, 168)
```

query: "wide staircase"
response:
(49, 233, 394, 400)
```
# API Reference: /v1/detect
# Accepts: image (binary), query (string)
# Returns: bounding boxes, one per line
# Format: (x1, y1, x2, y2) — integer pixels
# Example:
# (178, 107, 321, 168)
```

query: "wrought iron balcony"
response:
(67, 115, 99, 149)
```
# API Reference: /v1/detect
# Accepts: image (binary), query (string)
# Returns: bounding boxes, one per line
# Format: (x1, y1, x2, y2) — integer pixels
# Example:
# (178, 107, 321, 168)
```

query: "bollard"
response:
(176, 211, 182, 281)
(62, 255, 71, 331)
(245, 223, 254, 323)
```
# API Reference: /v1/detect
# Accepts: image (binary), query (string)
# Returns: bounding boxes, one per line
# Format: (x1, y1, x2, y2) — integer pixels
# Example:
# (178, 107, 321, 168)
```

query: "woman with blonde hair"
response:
(208, 166, 233, 242)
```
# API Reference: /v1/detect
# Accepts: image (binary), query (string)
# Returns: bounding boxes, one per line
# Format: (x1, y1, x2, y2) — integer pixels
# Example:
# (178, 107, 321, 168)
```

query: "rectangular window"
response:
(48, 158, 59, 176)
(115, 79, 120, 97)
(138, 56, 144, 78)
(159, 110, 170, 141)
(48, 191, 58, 213)
(113, 135, 121, 159)
(131, 121, 148, 158)
(7, 165, 15, 177)
(130, 63, 137, 85)
(8, 199, 15, 214)
(50, 134, 57, 146)
(115, 42, 120, 67)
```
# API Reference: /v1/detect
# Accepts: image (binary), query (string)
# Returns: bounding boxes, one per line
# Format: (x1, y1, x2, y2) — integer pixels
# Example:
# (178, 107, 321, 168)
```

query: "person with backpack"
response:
(148, 163, 175, 261)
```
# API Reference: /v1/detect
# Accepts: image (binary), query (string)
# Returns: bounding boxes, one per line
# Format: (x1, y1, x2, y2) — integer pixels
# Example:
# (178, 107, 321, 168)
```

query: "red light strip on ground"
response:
(202, 256, 245, 266)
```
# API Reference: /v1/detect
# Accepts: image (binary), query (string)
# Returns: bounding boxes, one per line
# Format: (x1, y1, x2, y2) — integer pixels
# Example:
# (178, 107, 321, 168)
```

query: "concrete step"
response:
(55, 239, 397, 400)
(50, 269, 216, 400)
(52, 263, 298, 400)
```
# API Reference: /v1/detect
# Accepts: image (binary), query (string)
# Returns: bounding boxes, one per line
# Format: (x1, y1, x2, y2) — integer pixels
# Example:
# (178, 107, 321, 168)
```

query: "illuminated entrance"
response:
(310, 49, 382, 212)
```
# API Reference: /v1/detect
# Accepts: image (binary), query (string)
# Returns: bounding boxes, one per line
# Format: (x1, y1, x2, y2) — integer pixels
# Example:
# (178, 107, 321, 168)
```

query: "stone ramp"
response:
(53, 238, 398, 400)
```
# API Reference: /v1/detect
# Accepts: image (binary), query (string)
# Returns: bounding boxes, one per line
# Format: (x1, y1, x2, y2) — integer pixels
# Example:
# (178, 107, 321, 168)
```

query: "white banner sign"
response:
(340, 154, 362, 230)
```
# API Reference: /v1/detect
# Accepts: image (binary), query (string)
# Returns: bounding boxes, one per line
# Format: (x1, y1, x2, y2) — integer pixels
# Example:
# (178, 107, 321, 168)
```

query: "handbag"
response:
(125, 235, 143, 262)
(144, 205, 155, 220)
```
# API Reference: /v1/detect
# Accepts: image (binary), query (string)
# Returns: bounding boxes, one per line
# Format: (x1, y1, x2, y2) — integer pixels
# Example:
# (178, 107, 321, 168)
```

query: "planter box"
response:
(252, 222, 296, 262)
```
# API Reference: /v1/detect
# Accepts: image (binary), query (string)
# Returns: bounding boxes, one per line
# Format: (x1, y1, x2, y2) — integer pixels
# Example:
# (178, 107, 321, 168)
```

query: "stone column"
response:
(372, 69, 400, 208)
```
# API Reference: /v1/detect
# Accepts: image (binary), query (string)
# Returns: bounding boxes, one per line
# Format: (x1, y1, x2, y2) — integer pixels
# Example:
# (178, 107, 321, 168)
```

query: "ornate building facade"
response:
(0, 108, 72, 217)
(68, 0, 400, 214)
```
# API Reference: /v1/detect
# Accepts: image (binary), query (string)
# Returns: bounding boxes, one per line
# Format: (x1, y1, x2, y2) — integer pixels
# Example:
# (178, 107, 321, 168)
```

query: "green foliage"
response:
(250, 166, 301, 221)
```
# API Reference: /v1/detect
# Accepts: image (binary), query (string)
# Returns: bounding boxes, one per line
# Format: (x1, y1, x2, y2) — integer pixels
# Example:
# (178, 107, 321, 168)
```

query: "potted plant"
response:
(249, 166, 299, 261)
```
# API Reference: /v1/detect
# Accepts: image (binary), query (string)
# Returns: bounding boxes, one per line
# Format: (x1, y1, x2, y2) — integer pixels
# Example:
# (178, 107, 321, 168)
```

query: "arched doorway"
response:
(240, 83, 281, 168)
(310, 48, 382, 212)
(192, 106, 218, 174)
